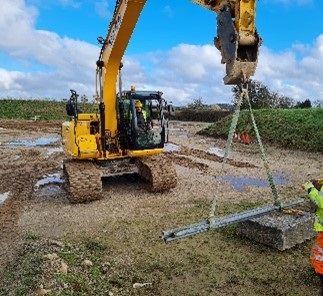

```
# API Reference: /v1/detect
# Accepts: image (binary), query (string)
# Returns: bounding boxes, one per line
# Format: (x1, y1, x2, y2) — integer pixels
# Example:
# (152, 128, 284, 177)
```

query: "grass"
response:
(1, 98, 322, 153)
(0, 98, 97, 120)
(0, 202, 320, 296)
(199, 107, 323, 152)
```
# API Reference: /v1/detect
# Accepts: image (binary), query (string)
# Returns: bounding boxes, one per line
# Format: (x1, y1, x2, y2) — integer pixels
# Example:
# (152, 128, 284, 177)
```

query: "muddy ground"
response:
(0, 119, 322, 295)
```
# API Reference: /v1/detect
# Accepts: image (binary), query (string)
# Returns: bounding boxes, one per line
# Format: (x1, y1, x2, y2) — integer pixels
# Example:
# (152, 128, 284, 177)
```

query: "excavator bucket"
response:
(192, 0, 261, 84)
(216, 8, 261, 84)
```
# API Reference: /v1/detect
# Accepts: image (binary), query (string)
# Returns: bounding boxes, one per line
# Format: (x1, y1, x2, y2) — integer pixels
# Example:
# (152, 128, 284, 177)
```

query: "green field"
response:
(200, 108, 323, 153)
(0, 99, 97, 120)
(1, 98, 322, 152)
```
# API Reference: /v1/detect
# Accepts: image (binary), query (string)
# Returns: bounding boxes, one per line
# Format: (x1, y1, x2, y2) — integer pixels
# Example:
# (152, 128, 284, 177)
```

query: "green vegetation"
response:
(0, 99, 68, 120)
(0, 98, 97, 120)
(199, 107, 323, 152)
(0, 210, 319, 296)
(1, 98, 322, 153)
(174, 108, 231, 123)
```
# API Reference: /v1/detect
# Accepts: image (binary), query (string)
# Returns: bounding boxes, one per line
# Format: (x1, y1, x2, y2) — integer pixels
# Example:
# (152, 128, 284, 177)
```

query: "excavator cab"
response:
(117, 89, 174, 151)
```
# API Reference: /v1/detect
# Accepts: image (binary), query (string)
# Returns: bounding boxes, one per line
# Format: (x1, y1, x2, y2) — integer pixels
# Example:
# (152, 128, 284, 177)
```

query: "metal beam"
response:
(161, 198, 304, 243)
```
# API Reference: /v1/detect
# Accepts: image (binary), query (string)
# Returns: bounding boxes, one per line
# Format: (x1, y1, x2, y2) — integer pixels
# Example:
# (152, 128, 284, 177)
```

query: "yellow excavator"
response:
(61, 0, 261, 203)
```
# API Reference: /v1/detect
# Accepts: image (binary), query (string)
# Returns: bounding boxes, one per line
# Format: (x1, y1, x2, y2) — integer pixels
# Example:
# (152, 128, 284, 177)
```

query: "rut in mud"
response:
(0, 119, 320, 295)
(0, 119, 261, 273)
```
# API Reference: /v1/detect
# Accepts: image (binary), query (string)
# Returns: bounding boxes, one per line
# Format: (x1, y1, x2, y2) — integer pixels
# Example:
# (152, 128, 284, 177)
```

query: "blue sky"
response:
(0, 0, 322, 105)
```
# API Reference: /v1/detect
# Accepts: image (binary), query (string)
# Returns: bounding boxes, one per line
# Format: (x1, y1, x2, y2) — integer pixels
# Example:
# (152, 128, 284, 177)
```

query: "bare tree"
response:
(312, 99, 323, 108)
(187, 97, 207, 109)
(232, 80, 296, 109)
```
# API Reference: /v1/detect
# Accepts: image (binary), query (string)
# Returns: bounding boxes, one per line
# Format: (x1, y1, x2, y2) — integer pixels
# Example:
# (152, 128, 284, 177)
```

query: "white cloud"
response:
(0, 0, 99, 98)
(120, 44, 232, 105)
(0, 69, 22, 91)
(0, 0, 323, 105)
(255, 35, 323, 100)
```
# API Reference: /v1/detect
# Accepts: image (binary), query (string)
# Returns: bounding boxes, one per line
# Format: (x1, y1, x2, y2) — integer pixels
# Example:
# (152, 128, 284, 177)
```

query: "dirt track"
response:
(0, 120, 63, 269)
(0, 119, 321, 294)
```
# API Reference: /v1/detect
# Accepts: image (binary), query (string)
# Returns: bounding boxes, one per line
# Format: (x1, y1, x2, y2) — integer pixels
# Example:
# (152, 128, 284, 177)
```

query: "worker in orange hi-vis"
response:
(302, 178, 323, 295)
(240, 132, 246, 144)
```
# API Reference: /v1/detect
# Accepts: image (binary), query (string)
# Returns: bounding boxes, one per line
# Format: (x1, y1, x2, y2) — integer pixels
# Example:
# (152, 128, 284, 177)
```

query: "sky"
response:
(0, 0, 322, 106)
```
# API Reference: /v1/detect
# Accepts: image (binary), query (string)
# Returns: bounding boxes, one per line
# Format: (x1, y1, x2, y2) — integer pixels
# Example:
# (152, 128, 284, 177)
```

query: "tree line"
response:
(187, 80, 323, 110)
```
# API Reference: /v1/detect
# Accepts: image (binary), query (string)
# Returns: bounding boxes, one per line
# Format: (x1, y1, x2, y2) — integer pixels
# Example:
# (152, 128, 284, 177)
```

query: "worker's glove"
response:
(311, 179, 323, 191)
(302, 181, 314, 194)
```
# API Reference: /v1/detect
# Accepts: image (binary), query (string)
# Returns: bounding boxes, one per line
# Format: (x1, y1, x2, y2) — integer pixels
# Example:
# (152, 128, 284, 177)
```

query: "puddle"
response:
(207, 147, 225, 157)
(178, 134, 188, 139)
(34, 173, 64, 191)
(164, 143, 180, 152)
(168, 127, 186, 132)
(34, 184, 65, 199)
(167, 127, 188, 139)
(0, 192, 10, 204)
(5, 136, 60, 147)
(216, 173, 288, 191)
(46, 147, 64, 156)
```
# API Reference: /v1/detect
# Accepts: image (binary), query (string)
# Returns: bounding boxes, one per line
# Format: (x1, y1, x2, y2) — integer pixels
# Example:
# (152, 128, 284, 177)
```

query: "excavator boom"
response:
(97, 0, 147, 141)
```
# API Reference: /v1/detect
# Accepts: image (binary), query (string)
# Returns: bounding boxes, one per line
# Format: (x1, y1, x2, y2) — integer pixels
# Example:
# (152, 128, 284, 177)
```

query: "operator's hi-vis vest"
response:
(129, 109, 147, 125)
(135, 110, 147, 128)
(308, 186, 323, 232)
(138, 110, 147, 121)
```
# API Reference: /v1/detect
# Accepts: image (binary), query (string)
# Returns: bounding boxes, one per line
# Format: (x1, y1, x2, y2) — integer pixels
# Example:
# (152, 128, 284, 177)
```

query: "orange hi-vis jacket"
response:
(311, 233, 323, 274)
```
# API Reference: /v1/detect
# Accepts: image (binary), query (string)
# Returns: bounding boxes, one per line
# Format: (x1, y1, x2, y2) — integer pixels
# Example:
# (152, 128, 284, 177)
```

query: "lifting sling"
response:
(161, 80, 304, 243)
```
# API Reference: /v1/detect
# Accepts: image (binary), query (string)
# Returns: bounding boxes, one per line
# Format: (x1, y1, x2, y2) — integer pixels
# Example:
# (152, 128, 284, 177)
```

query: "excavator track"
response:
(63, 159, 103, 203)
(136, 154, 177, 192)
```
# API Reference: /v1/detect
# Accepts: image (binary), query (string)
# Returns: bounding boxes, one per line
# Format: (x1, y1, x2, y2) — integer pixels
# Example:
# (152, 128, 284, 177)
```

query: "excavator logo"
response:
(108, 14, 122, 47)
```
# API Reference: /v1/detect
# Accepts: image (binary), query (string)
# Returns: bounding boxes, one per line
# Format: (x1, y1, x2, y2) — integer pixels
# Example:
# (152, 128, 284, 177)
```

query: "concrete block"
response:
(236, 211, 316, 251)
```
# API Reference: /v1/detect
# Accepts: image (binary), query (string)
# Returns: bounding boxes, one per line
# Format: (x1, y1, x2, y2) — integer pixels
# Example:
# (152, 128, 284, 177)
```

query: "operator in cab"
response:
(135, 100, 150, 130)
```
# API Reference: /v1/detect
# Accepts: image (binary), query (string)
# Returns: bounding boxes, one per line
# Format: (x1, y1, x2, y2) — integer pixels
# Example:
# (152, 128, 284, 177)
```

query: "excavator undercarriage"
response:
(63, 159, 103, 203)
(63, 155, 177, 203)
